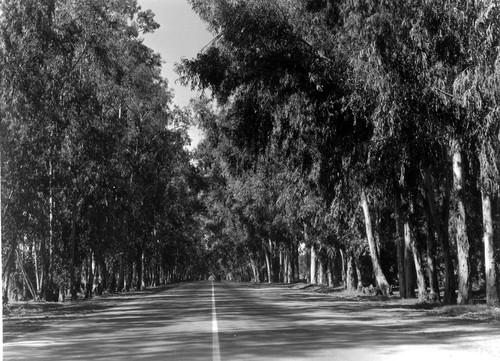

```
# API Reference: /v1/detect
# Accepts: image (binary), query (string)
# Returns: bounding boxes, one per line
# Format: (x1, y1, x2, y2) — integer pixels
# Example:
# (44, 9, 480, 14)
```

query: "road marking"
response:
(211, 281, 221, 361)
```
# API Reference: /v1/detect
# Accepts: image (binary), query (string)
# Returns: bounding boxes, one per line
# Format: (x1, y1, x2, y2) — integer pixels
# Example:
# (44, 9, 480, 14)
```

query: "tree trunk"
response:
(33, 241, 43, 298)
(2, 245, 15, 303)
(117, 255, 125, 292)
(425, 211, 440, 302)
(140, 246, 146, 290)
(482, 191, 499, 306)
(404, 221, 416, 298)
(395, 202, 406, 298)
(70, 205, 78, 301)
(453, 148, 471, 304)
(250, 255, 260, 283)
(423, 166, 456, 304)
(406, 222, 427, 301)
(340, 248, 347, 288)
(327, 258, 333, 287)
(310, 245, 317, 284)
(86, 254, 93, 299)
(279, 247, 284, 282)
(264, 247, 272, 283)
(286, 246, 293, 284)
(354, 256, 363, 291)
(16, 249, 37, 300)
(318, 254, 324, 284)
(293, 240, 300, 282)
(360, 188, 390, 295)
(48, 158, 54, 282)
(346, 251, 357, 291)
(92, 252, 99, 296)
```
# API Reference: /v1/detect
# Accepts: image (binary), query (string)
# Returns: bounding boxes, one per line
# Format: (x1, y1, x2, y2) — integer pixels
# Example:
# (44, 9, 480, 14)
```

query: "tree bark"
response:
(360, 188, 390, 295)
(423, 166, 456, 304)
(2, 244, 16, 303)
(395, 205, 406, 298)
(453, 148, 471, 304)
(425, 211, 440, 302)
(327, 258, 333, 287)
(340, 248, 346, 288)
(140, 246, 146, 290)
(310, 245, 317, 284)
(406, 222, 427, 301)
(117, 255, 125, 292)
(482, 191, 499, 306)
(354, 255, 363, 291)
(286, 246, 293, 284)
(293, 240, 300, 282)
(346, 251, 357, 291)
(318, 253, 325, 284)
(33, 241, 43, 298)
(16, 249, 37, 300)
(279, 247, 284, 282)
(70, 204, 78, 301)
(250, 255, 260, 283)
(264, 246, 272, 283)
(404, 221, 416, 298)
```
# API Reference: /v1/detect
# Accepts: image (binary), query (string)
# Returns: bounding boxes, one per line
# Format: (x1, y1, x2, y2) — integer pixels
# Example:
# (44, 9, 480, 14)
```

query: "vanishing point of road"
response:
(3, 281, 500, 360)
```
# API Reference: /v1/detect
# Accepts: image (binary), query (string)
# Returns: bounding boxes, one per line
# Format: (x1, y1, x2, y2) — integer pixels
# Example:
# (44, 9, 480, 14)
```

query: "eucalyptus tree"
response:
(179, 0, 395, 293)
(1, 0, 202, 301)
(451, 1, 500, 307)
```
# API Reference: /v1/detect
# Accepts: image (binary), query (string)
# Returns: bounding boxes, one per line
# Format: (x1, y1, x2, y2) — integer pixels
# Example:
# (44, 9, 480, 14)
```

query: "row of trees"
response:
(180, 0, 500, 305)
(1, 0, 206, 302)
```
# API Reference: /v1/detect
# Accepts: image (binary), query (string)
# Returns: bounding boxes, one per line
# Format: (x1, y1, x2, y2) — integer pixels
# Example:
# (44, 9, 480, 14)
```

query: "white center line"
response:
(211, 281, 221, 361)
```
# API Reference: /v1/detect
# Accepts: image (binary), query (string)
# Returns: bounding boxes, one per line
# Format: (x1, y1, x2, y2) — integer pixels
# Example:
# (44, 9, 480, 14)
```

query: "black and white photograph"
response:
(1, 0, 500, 360)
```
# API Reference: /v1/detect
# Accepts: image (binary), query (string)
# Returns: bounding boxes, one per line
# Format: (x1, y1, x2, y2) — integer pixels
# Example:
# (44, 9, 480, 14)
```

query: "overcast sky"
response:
(137, 0, 213, 147)
(138, 0, 213, 106)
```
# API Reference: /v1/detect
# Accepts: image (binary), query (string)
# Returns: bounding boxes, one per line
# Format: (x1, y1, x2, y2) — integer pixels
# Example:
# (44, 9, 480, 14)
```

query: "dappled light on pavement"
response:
(4, 282, 500, 361)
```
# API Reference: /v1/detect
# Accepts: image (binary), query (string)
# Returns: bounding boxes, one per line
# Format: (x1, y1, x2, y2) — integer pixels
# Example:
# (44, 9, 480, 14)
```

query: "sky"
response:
(137, 0, 213, 147)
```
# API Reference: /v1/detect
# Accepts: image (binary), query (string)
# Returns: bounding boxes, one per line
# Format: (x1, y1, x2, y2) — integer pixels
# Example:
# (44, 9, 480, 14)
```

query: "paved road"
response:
(3, 281, 500, 360)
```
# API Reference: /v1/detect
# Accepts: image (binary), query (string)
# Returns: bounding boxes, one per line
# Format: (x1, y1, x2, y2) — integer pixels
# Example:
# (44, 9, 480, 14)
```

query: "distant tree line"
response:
(179, 0, 500, 306)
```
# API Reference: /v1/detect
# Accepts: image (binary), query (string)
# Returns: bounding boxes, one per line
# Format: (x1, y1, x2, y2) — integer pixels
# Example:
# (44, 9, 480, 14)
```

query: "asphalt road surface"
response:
(3, 281, 500, 360)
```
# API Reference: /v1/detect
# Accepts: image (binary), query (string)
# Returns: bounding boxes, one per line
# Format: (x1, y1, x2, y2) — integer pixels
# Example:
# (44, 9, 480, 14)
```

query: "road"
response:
(3, 281, 500, 360)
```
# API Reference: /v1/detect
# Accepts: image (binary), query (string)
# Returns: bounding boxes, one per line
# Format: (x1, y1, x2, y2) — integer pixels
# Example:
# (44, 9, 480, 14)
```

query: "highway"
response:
(4, 281, 500, 360)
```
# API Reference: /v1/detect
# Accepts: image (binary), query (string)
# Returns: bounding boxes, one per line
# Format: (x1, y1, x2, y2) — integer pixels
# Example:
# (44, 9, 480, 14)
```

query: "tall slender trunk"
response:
(327, 258, 333, 287)
(395, 202, 406, 298)
(423, 166, 456, 304)
(482, 191, 499, 306)
(340, 248, 346, 288)
(404, 221, 416, 298)
(140, 246, 146, 290)
(286, 246, 293, 283)
(70, 204, 78, 301)
(406, 221, 427, 301)
(354, 255, 363, 291)
(346, 251, 357, 291)
(264, 247, 272, 283)
(3, 241, 17, 303)
(293, 240, 300, 282)
(250, 255, 260, 283)
(453, 148, 471, 304)
(117, 255, 125, 292)
(33, 241, 43, 298)
(16, 249, 37, 300)
(48, 159, 53, 284)
(310, 245, 317, 284)
(360, 188, 390, 295)
(425, 210, 440, 302)
(279, 247, 284, 282)
(283, 249, 288, 283)
(318, 255, 325, 285)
